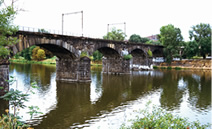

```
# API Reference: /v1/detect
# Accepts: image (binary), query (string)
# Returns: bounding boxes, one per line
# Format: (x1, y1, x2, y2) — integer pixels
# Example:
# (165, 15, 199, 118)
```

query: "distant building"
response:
(146, 34, 158, 41)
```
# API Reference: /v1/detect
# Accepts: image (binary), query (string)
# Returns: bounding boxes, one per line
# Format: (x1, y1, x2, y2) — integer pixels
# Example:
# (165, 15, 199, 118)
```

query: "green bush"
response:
(192, 56, 202, 59)
(153, 66, 158, 69)
(0, 80, 42, 129)
(123, 54, 132, 60)
(174, 67, 182, 70)
(167, 66, 172, 69)
(80, 51, 89, 58)
(120, 102, 211, 129)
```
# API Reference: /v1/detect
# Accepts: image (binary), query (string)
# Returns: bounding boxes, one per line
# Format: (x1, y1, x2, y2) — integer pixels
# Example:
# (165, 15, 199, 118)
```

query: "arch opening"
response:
(152, 49, 163, 57)
(130, 49, 147, 58)
(37, 44, 77, 60)
(97, 47, 120, 58)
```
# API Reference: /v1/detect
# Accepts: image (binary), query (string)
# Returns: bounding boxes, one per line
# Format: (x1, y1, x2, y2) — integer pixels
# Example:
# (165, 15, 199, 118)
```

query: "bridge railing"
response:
(18, 26, 102, 39)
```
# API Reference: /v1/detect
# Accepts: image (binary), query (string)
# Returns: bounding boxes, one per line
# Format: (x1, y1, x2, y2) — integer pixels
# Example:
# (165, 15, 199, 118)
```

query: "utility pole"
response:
(107, 22, 126, 39)
(62, 11, 83, 36)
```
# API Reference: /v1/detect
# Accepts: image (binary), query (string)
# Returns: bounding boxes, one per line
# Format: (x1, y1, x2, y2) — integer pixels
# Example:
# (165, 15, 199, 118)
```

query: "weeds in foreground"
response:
(120, 102, 211, 129)
(0, 77, 42, 129)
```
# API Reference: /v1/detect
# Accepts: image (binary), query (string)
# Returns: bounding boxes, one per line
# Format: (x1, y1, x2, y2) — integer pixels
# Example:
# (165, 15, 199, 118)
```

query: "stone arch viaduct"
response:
(0, 31, 163, 94)
(0, 30, 163, 94)
(13, 31, 163, 82)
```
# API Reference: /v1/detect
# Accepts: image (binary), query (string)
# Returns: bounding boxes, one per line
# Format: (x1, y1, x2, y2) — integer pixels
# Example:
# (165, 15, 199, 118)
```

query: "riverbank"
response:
(154, 59, 211, 70)
(10, 58, 211, 70)
(9, 57, 103, 66)
(9, 58, 56, 65)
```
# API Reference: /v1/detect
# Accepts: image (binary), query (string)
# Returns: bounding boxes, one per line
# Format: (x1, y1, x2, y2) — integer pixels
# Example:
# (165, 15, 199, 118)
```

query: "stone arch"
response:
(12, 34, 80, 59)
(129, 48, 147, 58)
(97, 47, 121, 58)
(93, 42, 122, 57)
(129, 48, 151, 68)
(152, 49, 163, 57)
(36, 44, 77, 59)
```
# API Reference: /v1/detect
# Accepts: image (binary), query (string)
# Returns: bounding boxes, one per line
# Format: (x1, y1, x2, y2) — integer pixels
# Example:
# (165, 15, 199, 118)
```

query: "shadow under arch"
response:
(97, 47, 121, 58)
(152, 49, 163, 57)
(36, 44, 77, 59)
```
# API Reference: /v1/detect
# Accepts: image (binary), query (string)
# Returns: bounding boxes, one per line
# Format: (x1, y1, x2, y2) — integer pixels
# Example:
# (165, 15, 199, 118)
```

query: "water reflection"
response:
(9, 63, 56, 89)
(159, 70, 211, 111)
(4, 64, 211, 128)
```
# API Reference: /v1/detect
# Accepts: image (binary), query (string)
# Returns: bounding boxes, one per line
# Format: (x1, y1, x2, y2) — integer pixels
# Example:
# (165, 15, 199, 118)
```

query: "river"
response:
(0, 63, 211, 128)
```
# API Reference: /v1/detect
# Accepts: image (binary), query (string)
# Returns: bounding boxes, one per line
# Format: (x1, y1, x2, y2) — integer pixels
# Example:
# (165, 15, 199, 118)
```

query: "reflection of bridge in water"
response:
(31, 71, 164, 128)
(0, 30, 163, 95)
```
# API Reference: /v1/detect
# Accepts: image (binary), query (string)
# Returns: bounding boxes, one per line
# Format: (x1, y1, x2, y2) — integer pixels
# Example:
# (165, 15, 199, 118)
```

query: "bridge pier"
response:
(0, 61, 9, 96)
(102, 57, 130, 74)
(132, 57, 153, 70)
(56, 57, 91, 82)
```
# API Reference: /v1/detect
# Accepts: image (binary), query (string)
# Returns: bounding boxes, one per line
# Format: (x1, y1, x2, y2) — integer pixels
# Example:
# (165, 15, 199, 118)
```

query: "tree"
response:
(103, 27, 126, 41)
(189, 23, 211, 59)
(146, 40, 161, 45)
(182, 41, 199, 59)
(129, 34, 142, 43)
(18, 45, 36, 60)
(0, 0, 18, 61)
(38, 28, 49, 33)
(32, 46, 40, 60)
(32, 46, 46, 60)
(36, 49, 46, 60)
(140, 37, 150, 43)
(93, 50, 103, 61)
(159, 24, 183, 64)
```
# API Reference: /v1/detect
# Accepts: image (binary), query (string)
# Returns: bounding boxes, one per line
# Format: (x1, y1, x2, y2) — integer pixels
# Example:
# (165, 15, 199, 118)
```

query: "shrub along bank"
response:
(154, 59, 211, 70)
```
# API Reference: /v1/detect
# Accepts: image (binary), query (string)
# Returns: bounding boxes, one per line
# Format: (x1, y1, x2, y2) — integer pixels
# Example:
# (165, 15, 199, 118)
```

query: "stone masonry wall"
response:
(102, 58, 130, 74)
(0, 64, 9, 96)
(158, 59, 211, 69)
(56, 57, 91, 82)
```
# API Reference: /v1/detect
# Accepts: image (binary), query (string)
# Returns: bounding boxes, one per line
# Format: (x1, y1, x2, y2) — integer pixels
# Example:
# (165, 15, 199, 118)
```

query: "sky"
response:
(7, 0, 212, 41)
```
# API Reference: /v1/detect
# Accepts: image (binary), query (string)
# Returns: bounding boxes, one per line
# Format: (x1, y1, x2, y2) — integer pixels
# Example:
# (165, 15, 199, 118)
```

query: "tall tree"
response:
(189, 23, 211, 59)
(159, 24, 183, 64)
(129, 34, 142, 43)
(140, 37, 150, 43)
(0, 0, 18, 61)
(183, 41, 199, 59)
(103, 27, 126, 41)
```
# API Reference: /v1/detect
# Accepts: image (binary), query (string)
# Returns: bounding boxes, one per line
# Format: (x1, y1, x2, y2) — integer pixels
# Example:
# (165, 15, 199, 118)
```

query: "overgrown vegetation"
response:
(0, 77, 42, 129)
(123, 54, 132, 60)
(0, 0, 18, 60)
(147, 49, 153, 57)
(121, 102, 211, 129)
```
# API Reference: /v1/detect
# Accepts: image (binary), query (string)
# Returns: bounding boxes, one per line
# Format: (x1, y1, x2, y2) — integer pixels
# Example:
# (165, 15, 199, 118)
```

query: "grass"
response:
(153, 66, 183, 70)
(10, 57, 103, 67)
(10, 57, 56, 65)
(91, 61, 102, 67)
